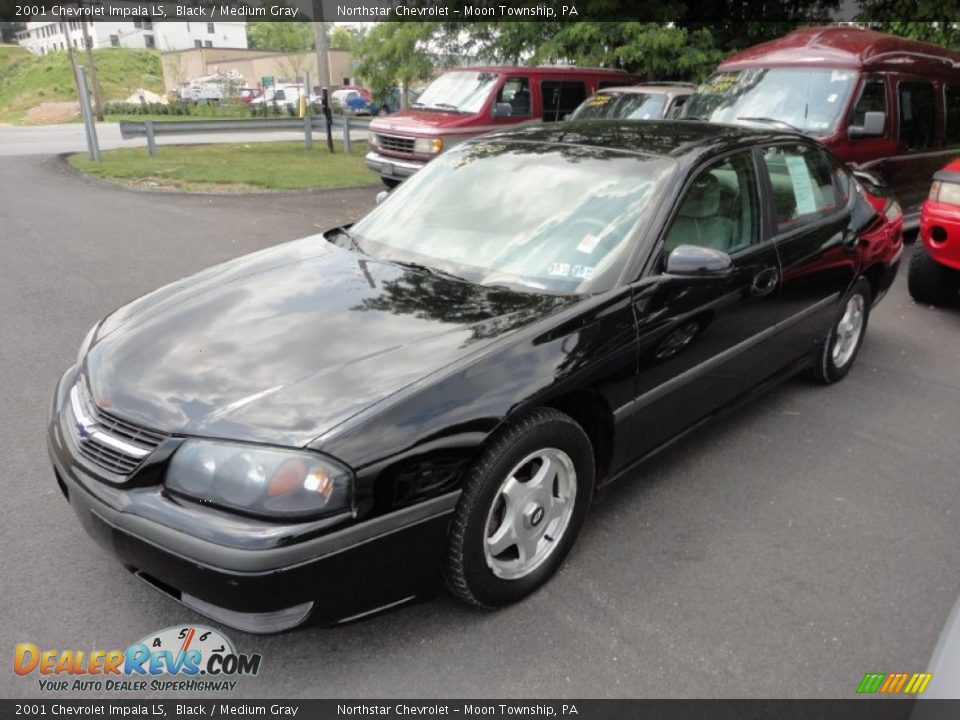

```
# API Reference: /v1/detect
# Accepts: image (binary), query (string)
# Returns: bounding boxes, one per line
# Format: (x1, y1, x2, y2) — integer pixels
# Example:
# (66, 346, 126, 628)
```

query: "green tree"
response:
(247, 21, 315, 53)
(329, 24, 365, 51)
(1, 21, 25, 44)
(354, 23, 441, 102)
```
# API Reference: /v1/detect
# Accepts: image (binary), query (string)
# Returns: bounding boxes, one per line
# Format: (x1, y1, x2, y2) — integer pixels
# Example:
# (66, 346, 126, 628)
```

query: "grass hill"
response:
(0, 45, 164, 123)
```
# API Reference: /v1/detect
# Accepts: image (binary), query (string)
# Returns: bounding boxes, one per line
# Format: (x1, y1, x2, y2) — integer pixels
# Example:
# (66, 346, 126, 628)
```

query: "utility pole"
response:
(80, 20, 104, 121)
(60, 21, 82, 100)
(312, 1, 330, 93)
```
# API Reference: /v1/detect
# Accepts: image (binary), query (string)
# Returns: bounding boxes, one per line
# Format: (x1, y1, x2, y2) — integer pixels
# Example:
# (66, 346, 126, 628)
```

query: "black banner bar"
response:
(2, 0, 959, 24)
(3, 700, 960, 720)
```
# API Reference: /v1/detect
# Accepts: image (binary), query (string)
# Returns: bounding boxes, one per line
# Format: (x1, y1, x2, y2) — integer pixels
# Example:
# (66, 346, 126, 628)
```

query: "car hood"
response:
(370, 109, 480, 134)
(85, 236, 565, 447)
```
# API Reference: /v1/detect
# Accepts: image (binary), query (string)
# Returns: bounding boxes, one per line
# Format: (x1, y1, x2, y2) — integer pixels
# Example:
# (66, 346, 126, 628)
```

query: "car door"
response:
(884, 78, 944, 215)
(758, 142, 859, 367)
(622, 150, 783, 459)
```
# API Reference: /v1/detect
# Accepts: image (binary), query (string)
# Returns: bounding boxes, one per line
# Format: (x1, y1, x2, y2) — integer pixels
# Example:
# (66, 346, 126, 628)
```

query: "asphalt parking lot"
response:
(2, 154, 959, 699)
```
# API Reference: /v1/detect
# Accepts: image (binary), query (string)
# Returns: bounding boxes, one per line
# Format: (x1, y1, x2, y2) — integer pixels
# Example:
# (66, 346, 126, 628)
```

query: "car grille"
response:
(376, 134, 415, 155)
(68, 379, 167, 476)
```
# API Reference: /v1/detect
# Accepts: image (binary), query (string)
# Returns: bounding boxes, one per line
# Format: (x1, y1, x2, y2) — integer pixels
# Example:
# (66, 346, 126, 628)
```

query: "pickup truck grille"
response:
(68, 379, 167, 476)
(376, 134, 416, 155)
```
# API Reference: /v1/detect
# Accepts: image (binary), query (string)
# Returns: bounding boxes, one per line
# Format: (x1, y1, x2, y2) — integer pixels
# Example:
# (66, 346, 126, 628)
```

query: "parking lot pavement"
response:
(2, 154, 959, 699)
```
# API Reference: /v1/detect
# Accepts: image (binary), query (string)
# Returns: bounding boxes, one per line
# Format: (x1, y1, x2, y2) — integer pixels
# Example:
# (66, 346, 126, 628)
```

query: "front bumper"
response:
(365, 151, 425, 181)
(48, 369, 458, 633)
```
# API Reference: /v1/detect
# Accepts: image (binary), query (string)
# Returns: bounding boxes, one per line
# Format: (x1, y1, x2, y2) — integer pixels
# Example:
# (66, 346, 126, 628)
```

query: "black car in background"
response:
(48, 121, 902, 633)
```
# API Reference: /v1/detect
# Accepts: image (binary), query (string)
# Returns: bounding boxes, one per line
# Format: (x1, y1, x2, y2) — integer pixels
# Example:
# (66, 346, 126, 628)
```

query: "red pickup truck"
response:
(365, 66, 639, 187)
(909, 159, 960, 305)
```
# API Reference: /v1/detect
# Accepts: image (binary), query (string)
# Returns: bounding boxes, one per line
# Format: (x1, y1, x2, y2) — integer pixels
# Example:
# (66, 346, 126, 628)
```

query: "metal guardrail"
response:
(119, 115, 373, 156)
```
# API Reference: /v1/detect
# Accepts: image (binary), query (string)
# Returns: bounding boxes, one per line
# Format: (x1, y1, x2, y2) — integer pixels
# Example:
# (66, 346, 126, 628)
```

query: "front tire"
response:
(809, 277, 871, 385)
(381, 177, 401, 189)
(443, 408, 595, 609)
(908, 243, 960, 305)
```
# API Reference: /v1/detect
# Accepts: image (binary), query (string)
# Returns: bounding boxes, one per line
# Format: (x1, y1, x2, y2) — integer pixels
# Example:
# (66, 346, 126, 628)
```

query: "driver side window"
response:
(663, 153, 760, 259)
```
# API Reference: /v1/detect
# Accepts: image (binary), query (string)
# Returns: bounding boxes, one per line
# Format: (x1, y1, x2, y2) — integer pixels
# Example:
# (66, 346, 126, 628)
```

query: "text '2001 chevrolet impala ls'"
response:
(48, 121, 902, 633)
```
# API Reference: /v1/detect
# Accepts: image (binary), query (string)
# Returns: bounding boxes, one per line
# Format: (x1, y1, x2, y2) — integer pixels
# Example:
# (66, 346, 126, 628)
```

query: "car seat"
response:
(664, 173, 737, 253)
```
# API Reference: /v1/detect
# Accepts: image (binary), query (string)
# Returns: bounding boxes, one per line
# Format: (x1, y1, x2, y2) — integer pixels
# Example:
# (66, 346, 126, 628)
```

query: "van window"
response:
(946, 86, 960, 146)
(541, 81, 587, 121)
(762, 145, 840, 233)
(851, 77, 886, 127)
(898, 82, 936, 151)
(497, 77, 531, 117)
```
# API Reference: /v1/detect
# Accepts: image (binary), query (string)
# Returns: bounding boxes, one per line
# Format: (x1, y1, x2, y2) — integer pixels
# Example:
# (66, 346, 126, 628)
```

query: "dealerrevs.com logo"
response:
(14, 625, 262, 693)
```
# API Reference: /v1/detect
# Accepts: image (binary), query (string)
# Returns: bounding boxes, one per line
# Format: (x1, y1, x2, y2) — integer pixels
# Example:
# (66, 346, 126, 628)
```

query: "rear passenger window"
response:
(851, 77, 886, 127)
(898, 82, 936, 150)
(946, 86, 960, 146)
(763, 145, 840, 233)
(541, 81, 587, 121)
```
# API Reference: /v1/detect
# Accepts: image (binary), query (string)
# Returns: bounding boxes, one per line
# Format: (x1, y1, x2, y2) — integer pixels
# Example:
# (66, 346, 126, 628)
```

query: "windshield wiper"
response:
(736, 116, 803, 133)
(334, 227, 365, 255)
(426, 102, 464, 112)
(383, 258, 466, 282)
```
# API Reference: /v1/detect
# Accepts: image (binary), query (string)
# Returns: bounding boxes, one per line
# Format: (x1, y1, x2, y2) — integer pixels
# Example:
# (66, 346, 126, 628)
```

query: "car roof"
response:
(720, 25, 960, 74)
(596, 84, 696, 95)
(478, 120, 805, 162)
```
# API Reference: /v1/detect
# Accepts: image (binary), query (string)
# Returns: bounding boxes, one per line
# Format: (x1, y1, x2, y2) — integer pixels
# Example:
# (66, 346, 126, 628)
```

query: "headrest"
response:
(680, 173, 721, 219)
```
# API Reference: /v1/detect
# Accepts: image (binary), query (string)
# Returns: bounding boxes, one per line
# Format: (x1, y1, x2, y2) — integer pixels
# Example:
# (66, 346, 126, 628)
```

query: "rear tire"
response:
(809, 277, 871, 385)
(908, 243, 960, 305)
(443, 408, 595, 609)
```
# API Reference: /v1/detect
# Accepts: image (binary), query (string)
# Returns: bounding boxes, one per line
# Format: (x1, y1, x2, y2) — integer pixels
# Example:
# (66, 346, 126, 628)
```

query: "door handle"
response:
(750, 267, 779, 297)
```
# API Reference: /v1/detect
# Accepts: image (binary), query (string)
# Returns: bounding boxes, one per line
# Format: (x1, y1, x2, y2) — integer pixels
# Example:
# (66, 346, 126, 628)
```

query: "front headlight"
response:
(414, 136, 443, 154)
(165, 440, 353, 519)
(368, 132, 378, 148)
(77, 322, 100, 367)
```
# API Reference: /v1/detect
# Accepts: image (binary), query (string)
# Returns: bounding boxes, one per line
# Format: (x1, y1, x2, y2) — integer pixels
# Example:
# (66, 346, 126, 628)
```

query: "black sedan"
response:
(48, 121, 902, 632)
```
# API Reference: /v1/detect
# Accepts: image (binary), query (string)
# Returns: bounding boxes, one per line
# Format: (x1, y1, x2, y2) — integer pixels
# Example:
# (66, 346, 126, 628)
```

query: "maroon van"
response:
(366, 66, 639, 187)
(682, 26, 960, 227)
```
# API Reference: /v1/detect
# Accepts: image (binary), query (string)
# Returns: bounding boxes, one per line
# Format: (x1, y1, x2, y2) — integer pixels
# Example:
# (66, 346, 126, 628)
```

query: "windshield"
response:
(414, 71, 500, 114)
(348, 142, 674, 295)
(572, 92, 667, 121)
(683, 68, 857, 135)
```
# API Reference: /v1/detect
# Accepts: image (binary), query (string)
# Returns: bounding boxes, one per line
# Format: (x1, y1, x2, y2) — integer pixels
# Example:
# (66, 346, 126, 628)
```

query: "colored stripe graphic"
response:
(857, 673, 885, 694)
(857, 672, 932, 694)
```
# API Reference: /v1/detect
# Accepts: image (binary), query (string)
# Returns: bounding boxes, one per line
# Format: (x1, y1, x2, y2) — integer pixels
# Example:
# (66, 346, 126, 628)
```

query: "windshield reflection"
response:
(350, 141, 675, 295)
(684, 68, 856, 135)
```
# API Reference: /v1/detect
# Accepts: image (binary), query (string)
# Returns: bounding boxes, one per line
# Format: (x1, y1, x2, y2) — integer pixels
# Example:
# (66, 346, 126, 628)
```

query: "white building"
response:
(16, 21, 248, 55)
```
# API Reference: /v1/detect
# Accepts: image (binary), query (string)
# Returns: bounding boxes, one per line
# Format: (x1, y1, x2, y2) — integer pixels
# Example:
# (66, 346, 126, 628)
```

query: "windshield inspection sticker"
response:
(577, 234, 602, 253)
(572, 265, 595, 280)
(548, 263, 571, 277)
(784, 156, 818, 215)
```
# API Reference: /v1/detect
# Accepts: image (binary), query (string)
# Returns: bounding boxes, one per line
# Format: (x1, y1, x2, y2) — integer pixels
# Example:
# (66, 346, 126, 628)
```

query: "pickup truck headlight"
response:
(166, 441, 353, 519)
(414, 137, 443, 154)
(368, 132, 378, 148)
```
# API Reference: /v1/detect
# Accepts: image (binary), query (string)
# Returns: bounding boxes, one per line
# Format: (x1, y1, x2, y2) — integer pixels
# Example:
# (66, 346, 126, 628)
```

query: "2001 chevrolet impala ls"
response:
(49, 121, 902, 633)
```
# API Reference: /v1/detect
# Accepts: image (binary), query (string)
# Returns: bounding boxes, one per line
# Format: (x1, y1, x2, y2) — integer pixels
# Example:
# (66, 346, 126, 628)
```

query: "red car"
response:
(909, 159, 960, 304)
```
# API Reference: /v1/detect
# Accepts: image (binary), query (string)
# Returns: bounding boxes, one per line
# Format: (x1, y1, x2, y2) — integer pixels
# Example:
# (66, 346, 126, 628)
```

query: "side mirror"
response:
(376, 190, 389, 205)
(665, 245, 733, 279)
(848, 111, 885, 139)
(492, 102, 513, 119)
